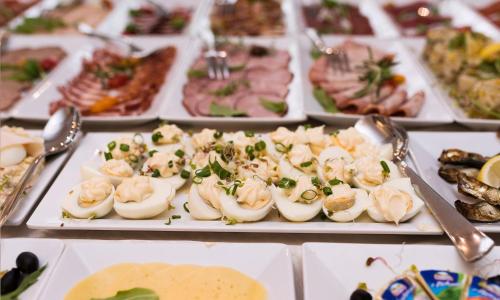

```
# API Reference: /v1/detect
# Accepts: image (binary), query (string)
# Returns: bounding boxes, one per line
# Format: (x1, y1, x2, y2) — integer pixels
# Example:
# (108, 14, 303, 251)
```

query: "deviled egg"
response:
(351, 157, 402, 191)
(150, 124, 188, 154)
(141, 150, 190, 190)
(279, 144, 317, 179)
(294, 125, 331, 155)
(113, 176, 175, 219)
(317, 146, 354, 184)
(322, 183, 369, 222)
(272, 175, 324, 222)
(61, 177, 114, 219)
(332, 127, 392, 161)
(81, 158, 134, 186)
(101, 135, 146, 166)
(261, 127, 296, 162)
(367, 178, 424, 224)
(188, 175, 223, 220)
(191, 128, 219, 151)
(237, 157, 279, 183)
(219, 177, 274, 222)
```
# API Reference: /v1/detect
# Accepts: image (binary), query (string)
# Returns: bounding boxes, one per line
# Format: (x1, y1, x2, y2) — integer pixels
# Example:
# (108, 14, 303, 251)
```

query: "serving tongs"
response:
(198, 19, 229, 80)
(77, 22, 143, 54)
(305, 27, 350, 74)
(0, 107, 81, 226)
(355, 115, 495, 262)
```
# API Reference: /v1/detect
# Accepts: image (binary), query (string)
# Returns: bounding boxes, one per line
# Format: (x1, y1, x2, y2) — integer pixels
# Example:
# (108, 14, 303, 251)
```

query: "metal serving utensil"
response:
(354, 115, 494, 262)
(0, 107, 81, 226)
(305, 27, 350, 74)
(0, 29, 10, 54)
(198, 20, 229, 80)
(77, 22, 143, 54)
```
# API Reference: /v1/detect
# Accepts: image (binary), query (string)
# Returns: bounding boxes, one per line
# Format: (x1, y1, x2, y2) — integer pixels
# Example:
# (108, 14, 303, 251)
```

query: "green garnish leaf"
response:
(107, 141, 116, 151)
(244, 130, 255, 137)
(148, 150, 158, 157)
(119, 144, 130, 152)
(151, 132, 163, 143)
(311, 177, 321, 187)
(104, 152, 113, 161)
(313, 87, 338, 113)
(212, 81, 238, 97)
(275, 143, 293, 153)
(380, 160, 390, 176)
(259, 98, 288, 114)
(175, 149, 185, 158)
(169, 17, 186, 30)
(300, 161, 313, 168)
(328, 178, 343, 186)
(322, 186, 332, 196)
(310, 48, 322, 60)
(254, 140, 266, 151)
(209, 103, 247, 117)
(225, 217, 238, 225)
(213, 131, 223, 139)
(2, 265, 47, 300)
(448, 32, 466, 50)
(93, 287, 159, 300)
(195, 165, 211, 178)
(187, 69, 207, 78)
(180, 169, 190, 179)
(152, 169, 161, 178)
(14, 16, 66, 34)
(277, 177, 297, 189)
(171, 215, 181, 219)
(183, 202, 190, 213)
(7, 59, 45, 83)
(209, 159, 232, 180)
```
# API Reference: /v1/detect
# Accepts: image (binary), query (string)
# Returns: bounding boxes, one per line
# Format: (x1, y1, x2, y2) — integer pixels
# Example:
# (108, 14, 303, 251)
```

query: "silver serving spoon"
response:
(354, 115, 494, 262)
(77, 22, 143, 54)
(0, 107, 81, 226)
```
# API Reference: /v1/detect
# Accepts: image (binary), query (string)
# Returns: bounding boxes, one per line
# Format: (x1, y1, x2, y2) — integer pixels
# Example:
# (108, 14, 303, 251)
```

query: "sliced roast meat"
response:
(392, 91, 425, 117)
(234, 93, 284, 118)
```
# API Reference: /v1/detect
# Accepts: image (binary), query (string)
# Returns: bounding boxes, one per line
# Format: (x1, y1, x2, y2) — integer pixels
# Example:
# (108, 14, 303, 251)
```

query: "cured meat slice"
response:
(393, 91, 425, 117)
(234, 93, 284, 118)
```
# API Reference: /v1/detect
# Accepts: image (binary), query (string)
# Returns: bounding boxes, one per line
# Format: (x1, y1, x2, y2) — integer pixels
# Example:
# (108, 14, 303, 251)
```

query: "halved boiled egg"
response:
(322, 184, 369, 222)
(316, 146, 353, 184)
(113, 176, 175, 219)
(0, 145, 27, 168)
(367, 177, 424, 224)
(272, 175, 323, 222)
(219, 177, 274, 222)
(352, 157, 402, 192)
(141, 150, 188, 190)
(81, 157, 134, 186)
(188, 175, 223, 220)
(150, 124, 192, 155)
(279, 144, 317, 179)
(61, 177, 114, 219)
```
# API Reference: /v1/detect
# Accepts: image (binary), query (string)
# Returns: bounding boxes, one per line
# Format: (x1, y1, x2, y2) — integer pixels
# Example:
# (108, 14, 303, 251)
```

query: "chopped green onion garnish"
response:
(192, 176, 203, 184)
(254, 140, 266, 151)
(300, 189, 318, 201)
(180, 169, 190, 179)
(152, 132, 163, 143)
(209, 159, 231, 180)
(277, 177, 297, 189)
(128, 154, 138, 163)
(120, 144, 130, 152)
(329, 178, 343, 186)
(275, 143, 292, 153)
(152, 169, 161, 177)
(175, 149, 185, 158)
(381, 160, 390, 176)
(195, 165, 211, 178)
(107, 141, 116, 151)
(183, 202, 190, 213)
(171, 215, 181, 219)
(300, 161, 313, 168)
(323, 186, 332, 196)
(148, 149, 158, 157)
(104, 152, 112, 161)
(311, 177, 321, 187)
(213, 131, 223, 139)
(244, 130, 255, 137)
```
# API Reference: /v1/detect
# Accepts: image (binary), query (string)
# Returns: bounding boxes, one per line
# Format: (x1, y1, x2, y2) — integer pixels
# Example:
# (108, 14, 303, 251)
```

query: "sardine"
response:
(438, 149, 489, 168)
(438, 166, 479, 183)
(455, 200, 500, 222)
(457, 174, 500, 205)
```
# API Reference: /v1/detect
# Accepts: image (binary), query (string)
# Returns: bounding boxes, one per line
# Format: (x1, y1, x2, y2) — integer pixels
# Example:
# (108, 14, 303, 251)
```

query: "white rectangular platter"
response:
(6, 130, 70, 226)
(404, 38, 500, 130)
(38, 240, 295, 300)
(27, 132, 441, 235)
(1, 238, 65, 300)
(300, 35, 454, 127)
(409, 131, 500, 233)
(12, 37, 188, 125)
(0, 36, 85, 120)
(303, 243, 500, 300)
(159, 36, 307, 125)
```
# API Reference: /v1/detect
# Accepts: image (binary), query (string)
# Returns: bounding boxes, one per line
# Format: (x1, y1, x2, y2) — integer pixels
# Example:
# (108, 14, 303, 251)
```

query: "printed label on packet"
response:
(465, 276, 500, 300)
(419, 270, 467, 300)
(380, 277, 430, 300)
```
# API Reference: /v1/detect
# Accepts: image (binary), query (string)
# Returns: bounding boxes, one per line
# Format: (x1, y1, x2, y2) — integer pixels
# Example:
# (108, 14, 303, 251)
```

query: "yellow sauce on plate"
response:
(64, 263, 267, 300)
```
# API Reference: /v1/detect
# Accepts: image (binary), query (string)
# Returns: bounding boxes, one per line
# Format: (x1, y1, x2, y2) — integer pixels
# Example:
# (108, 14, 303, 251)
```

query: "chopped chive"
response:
(254, 140, 266, 151)
(329, 178, 343, 186)
(244, 130, 255, 137)
(168, 160, 174, 168)
(193, 176, 203, 184)
(300, 189, 318, 201)
(275, 143, 292, 153)
(300, 161, 313, 168)
(180, 169, 190, 179)
(277, 177, 297, 189)
(213, 131, 223, 139)
(380, 160, 390, 176)
(195, 165, 211, 177)
(120, 143, 130, 152)
(323, 186, 332, 196)
(107, 141, 116, 151)
(311, 177, 321, 187)
(171, 215, 181, 219)
(152, 132, 163, 143)
(152, 169, 161, 177)
(209, 159, 231, 180)
(148, 149, 158, 157)
(104, 152, 112, 161)
(175, 149, 185, 158)
(183, 202, 190, 213)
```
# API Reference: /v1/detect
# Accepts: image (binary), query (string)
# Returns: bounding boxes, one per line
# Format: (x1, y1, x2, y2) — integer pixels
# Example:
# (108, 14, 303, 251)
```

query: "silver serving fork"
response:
(216, 0, 237, 15)
(199, 25, 229, 80)
(305, 27, 350, 74)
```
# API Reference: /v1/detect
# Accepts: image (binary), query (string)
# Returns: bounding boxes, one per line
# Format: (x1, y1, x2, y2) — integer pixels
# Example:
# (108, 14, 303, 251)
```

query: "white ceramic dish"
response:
(300, 35, 454, 127)
(409, 131, 500, 233)
(99, 0, 204, 37)
(12, 37, 187, 125)
(405, 39, 500, 130)
(303, 242, 500, 300)
(0, 238, 65, 300)
(6, 130, 70, 226)
(159, 36, 307, 125)
(0, 35, 84, 120)
(295, 0, 399, 38)
(28, 132, 441, 235)
(370, 0, 500, 39)
(38, 240, 295, 300)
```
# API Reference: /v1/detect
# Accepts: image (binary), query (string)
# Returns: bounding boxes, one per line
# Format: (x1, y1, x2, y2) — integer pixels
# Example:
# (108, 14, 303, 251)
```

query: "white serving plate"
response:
(303, 243, 500, 300)
(99, 0, 205, 37)
(0, 35, 84, 120)
(28, 132, 441, 235)
(6, 130, 70, 226)
(300, 35, 454, 127)
(405, 39, 500, 130)
(159, 36, 307, 125)
(0, 238, 65, 300)
(12, 36, 187, 125)
(294, 0, 399, 38)
(38, 240, 295, 300)
(369, 0, 500, 39)
(409, 131, 500, 233)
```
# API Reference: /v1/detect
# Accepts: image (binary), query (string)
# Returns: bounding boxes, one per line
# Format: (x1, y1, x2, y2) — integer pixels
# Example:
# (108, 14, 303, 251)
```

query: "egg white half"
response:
(352, 159, 402, 192)
(271, 185, 323, 222)
(316, 146, 353, 183)
(322, 188, 369, 222)
(61, 182, 114, 219)
(0, 145, 27, 167)
(187, 183, 222, 220)
(279, 158, 309, 180)
(219, 191, 274, 223)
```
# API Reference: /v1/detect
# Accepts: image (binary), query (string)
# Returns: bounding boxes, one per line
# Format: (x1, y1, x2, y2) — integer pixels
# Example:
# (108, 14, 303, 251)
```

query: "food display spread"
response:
(49, 47, 176, 116)
(477, 1, 500, 27)
(183, 43, 292, 118)
(0, 47, 65, 112)
(123, 5, 191, 35)
(0, 0, 39, 26)
(310, 40, 425, 117)
(302, 0, 373, 35)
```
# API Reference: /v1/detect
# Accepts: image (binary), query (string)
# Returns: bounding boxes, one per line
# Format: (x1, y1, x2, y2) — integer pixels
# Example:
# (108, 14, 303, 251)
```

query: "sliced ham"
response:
(392, 91, 425, 117)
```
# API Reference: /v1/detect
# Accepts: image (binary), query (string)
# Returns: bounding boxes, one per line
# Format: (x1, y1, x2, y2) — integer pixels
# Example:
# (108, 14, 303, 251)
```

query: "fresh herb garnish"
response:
(275, 143, 293, 153)
(300, 161, 313, 168)
(195, 165, 211, 178)
(329, 178, 343, 186)
(171, 215, 181, 219)
(448, 32, 466, 50)
(209, 103, 247, 117)
(107, 141, 116, 151)
(119, 144, 130, 152)
(180, 169, 190, 179)
(352, 52, 398, 98)
(187, 68, 208, 78)
(14, 17, 66, 34)
(169, 17, 186, 30)
(152, 169, 161, 177)
(104, 152, 113, 161)
(2, 265, 47, 300)
(245, 145, 255, 160)
(300, 189, 318, 201)
(313, 87, 338, 113)
(151, 132, 163, 143)
(148, 149, 158, 157)
(213, 131, 223, 139)
(244, 130, 255, 137)
(311, 177, 321, 187)
(322, 186, 333, 195)
(5, 59, 45, 83)
(310, 48, 322, 60)
(380, 161, 390, 176)
(212, 81, 238, 97)
(254, 140, 266, 151)
(260, 98, 288, 114)
(209, 159, 232, 180)
(175, 149, 185, 158)
(224, 217, 238, 225)
(277, 177, 297, 189)
(183, 202, 190, 213)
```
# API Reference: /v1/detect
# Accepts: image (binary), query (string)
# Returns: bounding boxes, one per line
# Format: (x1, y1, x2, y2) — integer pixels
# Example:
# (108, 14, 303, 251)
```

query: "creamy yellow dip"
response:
(64, 263, 267, 300)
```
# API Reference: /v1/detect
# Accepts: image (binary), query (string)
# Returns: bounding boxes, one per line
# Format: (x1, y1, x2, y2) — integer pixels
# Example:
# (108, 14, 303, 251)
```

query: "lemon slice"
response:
(479, 43, 500, 59)
(477, 155, 500, 188)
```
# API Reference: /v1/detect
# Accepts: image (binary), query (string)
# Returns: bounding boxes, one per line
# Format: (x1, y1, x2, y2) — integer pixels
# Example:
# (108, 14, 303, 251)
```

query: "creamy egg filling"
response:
(236, 178, 271, 209)
(231, 131, 257, 158)
(286, 176, 319, 204)
(78, 178, 113, 208)
(288, 144, 316, 174)
(354, 157, 385, 186)
(191, 129, 217, 150)
(145, 152, 182, 178)
(237, 158, 279, 182)
(323, 158, 352, 183)
(108, 137, 143, 161)
(100, 159, 134, 178)
(270, 127, 295, 147)
(334, 127, 365, 152)
(115, 177, 154, 203)
(197, 175, 222, 209)
(372, 186, 413, 224)
(295, 126, 329, 155)
(324, 184, 356, 212)
(152, 124, 183, 145)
